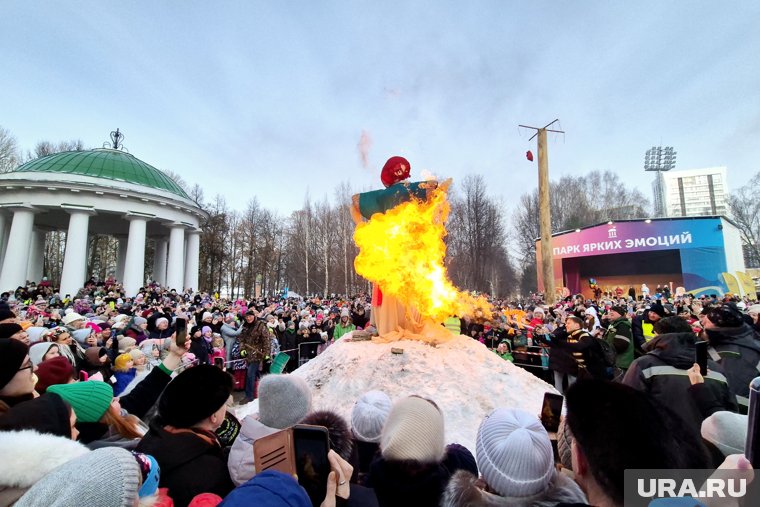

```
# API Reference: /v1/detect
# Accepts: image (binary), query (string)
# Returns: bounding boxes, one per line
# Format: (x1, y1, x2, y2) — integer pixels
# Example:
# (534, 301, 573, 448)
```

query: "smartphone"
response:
(746, 376, 760, 467)
(175, 317, 187, 347)
(78, 371, 89, 382)
(254, 429, 296, 476)
(293, 424, 331, 506)
(214, 357, 225, 369)
(540, 392, 564, 433)
(696, 340, 708, 376)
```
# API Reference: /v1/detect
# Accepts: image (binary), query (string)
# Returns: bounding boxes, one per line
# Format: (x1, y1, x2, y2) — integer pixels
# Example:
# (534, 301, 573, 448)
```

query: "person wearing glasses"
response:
(0, 338, 38, 414)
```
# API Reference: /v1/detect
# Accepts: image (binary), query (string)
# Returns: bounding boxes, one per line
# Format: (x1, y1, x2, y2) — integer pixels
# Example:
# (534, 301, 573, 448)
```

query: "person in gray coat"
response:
(221, 314, 244, 363)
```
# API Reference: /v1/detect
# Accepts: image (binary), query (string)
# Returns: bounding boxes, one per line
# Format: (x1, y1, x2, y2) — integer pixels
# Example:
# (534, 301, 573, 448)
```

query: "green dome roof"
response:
(13, 149, 189, 199)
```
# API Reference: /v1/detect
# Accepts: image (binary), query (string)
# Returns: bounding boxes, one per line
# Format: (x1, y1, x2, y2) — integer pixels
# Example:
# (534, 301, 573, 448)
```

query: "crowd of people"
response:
(1, 276, 759, 506)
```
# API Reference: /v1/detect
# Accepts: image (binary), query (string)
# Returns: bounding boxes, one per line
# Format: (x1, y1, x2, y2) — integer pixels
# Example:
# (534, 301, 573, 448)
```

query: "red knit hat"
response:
(35, 356, 76, 394)
(380, 156, 411, 188)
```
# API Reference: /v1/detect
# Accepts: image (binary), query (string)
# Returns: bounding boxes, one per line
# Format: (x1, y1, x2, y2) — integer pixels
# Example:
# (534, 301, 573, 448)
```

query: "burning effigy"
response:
(350, 156, 490, 344)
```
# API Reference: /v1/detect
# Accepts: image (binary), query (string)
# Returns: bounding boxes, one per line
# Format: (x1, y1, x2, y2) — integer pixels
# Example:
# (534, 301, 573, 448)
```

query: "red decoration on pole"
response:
(526, 150, 534, 162)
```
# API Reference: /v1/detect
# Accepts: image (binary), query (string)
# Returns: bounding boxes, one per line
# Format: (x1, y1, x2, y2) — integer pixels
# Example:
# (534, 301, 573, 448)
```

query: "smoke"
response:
(357, 130, 372, 169)
(420, 169, 437, 181)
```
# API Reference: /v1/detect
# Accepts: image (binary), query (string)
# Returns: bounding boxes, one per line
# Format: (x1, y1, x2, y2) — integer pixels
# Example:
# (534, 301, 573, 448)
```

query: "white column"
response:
(184, 230, 200, 292)
(153, 238, 168, 286)
(59, 209, 94, 299)
(122, 216, 148, 296)
(0, 207, 36, 291)
(0, 212, 8, 274)
(115, 237, 127, 282)
(26, 229, 45, 283)
(166, 224, 186, 291)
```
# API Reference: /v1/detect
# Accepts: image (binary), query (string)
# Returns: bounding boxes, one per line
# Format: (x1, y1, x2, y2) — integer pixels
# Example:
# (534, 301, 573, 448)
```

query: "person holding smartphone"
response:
(136, 364, 235, 506)
(622, 316, 735, 436)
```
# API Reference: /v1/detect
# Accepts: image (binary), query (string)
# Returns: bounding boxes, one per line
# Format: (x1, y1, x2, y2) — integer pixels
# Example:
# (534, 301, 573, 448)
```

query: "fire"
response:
(354, 179, 490, 325)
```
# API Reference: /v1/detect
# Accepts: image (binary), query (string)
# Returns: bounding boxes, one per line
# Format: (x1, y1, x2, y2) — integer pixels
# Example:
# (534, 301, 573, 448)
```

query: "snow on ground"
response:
(236, 333, 556, 452)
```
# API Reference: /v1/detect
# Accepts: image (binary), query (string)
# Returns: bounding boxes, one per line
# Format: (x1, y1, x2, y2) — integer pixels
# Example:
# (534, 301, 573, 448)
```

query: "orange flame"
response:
(354, 180, 489, 324)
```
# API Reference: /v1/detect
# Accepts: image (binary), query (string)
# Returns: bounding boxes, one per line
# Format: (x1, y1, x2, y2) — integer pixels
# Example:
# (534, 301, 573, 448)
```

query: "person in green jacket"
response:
(333, 309, 356, 341)
(493, 341, 513, 362)
(604, 305, 634, 370)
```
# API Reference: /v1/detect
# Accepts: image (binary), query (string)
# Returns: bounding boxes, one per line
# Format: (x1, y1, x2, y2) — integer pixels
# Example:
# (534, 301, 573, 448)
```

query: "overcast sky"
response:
(2, 1, 758, 216)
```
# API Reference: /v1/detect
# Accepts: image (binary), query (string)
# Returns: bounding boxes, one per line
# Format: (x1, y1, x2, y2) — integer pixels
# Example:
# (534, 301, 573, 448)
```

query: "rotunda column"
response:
(123, 214, 149, 296)
(153, 237, 168, 286)
(184, 229, 201, 292)
(115, 237, 128, 282)
(0, 212, 8, 274)
(166, 223, 186, 291)
(26, 229, 46, 284)
(0, 205, 38, 292)
(59, 206, 96, 299)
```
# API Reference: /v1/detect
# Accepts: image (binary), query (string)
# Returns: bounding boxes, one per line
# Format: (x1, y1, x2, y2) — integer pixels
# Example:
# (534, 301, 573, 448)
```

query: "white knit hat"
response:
(62, 312, 84, 326)
(351, 390, 392, 443)
(381, 396, 444, 463)
(476, 408, 554, 498)
(701, 411, 747, 457)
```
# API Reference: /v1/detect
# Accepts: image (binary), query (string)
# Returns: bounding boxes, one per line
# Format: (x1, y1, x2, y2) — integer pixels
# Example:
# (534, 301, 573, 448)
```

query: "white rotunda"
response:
(0, 141, 207, 297)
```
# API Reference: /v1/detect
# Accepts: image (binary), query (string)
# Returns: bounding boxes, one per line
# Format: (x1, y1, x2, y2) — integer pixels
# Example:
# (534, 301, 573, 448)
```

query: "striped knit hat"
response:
(476, 408, 554, 497)
(380, 396, 444, 463)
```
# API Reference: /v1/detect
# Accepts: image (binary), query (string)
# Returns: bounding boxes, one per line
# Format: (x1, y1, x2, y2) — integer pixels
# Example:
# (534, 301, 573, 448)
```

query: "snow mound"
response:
(236, 333, 556, 452)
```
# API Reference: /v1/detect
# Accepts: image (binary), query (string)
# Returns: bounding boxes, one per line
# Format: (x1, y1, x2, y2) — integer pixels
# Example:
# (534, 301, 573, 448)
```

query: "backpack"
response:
(595, 337, 617, 367)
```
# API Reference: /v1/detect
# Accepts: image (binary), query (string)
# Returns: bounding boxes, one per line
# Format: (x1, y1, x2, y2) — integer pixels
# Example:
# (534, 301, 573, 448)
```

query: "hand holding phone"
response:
(540, 392, 564, 433)
(696, 340, 708, 376)
(175, 317, 187, 347)
(746, 376, 760, 467)
(254, 424, 330, 505)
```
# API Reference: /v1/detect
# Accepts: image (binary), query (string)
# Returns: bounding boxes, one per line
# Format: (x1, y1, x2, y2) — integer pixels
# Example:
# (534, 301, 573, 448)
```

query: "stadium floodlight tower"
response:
(645, 146, 677, 217)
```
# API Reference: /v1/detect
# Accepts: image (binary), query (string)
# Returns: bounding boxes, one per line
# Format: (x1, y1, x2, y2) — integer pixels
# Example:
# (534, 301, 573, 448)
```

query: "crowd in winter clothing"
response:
(1, 277, 759, 506)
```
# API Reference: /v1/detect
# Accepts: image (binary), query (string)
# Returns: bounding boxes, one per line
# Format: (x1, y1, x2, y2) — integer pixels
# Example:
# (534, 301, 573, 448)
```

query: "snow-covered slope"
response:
(236, 333, 556, 452)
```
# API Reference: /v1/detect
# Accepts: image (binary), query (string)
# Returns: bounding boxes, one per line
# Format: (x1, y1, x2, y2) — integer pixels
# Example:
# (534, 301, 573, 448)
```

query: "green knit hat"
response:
(48, 381, 113, 423)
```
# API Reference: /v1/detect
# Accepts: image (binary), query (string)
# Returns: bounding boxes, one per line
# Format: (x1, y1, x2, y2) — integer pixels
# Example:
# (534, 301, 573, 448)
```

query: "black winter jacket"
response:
(622, 332, 736, 435)
(706, 323, 760, 412)
(135, 422, 234, 507)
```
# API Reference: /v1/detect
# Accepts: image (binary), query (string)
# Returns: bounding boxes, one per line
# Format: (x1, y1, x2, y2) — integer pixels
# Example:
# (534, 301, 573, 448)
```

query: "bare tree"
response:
(512, 171, 650, 294)
(161, 169, 190, 192)
(446, 175, 517, 297)
(0, 126, 20, 173)
(32, 139, 84, 159)
(728, 172, 760, 268)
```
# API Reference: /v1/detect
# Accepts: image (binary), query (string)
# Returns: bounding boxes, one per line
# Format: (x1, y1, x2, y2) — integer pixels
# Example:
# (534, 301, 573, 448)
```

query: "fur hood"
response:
(442, 469, 588, 507)
(301, 409, 354, 461)
(0, 430, 90, 487)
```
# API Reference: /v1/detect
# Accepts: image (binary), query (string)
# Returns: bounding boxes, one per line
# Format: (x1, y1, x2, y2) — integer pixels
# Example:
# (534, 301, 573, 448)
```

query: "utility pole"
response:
(518, 119, 564, 304)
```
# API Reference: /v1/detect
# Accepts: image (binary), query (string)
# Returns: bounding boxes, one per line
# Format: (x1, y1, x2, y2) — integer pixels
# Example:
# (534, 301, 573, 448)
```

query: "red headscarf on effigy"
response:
(380, 156, 411, 188)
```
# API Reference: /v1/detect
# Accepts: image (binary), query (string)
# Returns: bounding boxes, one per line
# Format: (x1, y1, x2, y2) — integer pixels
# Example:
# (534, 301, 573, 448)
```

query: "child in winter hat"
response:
(113, 352, 137, 396)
